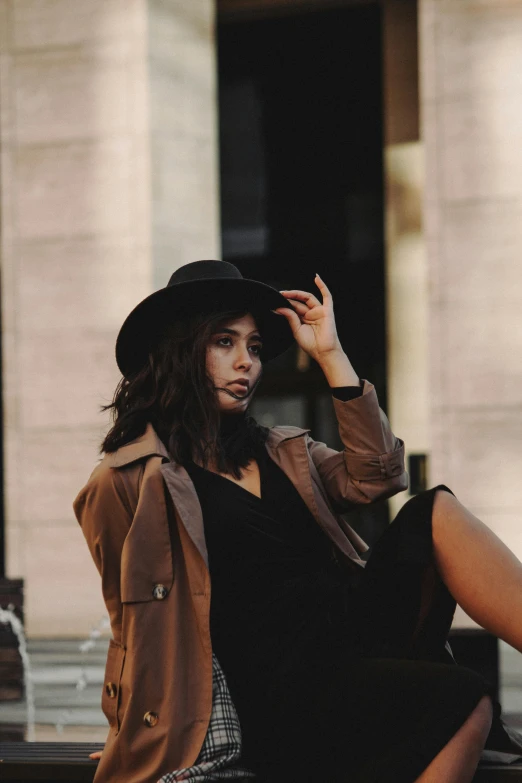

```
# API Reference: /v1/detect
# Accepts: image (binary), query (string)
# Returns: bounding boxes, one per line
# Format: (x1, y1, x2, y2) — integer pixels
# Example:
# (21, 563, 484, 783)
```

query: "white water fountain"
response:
(0, 606, 110, 739)
(0, 604, 36, 741)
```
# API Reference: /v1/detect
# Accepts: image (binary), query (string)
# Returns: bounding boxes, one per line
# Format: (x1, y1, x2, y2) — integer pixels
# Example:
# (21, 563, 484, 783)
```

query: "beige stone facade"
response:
(384, 0, 522, 627)
(419, 0, 522, 625)
(0, 0, 220, 636)
(383, 0, 429, 522)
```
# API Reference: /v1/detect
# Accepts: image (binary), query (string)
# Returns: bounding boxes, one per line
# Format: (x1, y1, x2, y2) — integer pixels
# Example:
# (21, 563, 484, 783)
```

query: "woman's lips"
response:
(229, 382, 249, 392)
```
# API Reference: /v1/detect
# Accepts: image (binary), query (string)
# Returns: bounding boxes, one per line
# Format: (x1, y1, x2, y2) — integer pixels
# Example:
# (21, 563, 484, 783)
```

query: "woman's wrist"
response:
(317, 349, 360, 388)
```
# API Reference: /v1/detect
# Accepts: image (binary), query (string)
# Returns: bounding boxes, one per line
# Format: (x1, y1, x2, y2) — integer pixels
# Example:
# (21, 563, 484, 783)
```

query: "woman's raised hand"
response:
(273, 274, 342, 363)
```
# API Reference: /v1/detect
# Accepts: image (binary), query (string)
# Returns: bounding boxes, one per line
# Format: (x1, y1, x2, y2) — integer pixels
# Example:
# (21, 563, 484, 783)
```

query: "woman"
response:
(75, 260, 522, 783)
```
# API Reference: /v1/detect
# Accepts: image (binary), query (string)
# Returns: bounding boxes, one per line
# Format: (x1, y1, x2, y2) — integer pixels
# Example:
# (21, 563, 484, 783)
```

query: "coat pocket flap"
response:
(101, 639, 126, 733)
(120, 581, 156, 603)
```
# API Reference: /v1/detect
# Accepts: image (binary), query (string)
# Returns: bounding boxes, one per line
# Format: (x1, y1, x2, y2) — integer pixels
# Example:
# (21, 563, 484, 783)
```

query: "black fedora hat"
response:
(115, 260, 295, 377)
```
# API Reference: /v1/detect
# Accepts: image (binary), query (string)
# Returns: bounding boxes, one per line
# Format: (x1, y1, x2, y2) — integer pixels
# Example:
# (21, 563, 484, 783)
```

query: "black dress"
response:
(184, 417, 501, 782)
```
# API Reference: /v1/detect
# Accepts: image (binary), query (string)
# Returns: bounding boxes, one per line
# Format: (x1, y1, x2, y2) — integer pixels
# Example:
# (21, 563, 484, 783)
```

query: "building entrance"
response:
(217, 1, 388, 540)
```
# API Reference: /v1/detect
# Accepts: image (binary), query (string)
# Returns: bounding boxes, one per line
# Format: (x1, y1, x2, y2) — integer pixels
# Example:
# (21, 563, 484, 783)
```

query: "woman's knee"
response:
(391, 486, 454, 532)
(465, 695, 493, 744)
(444, 665, 493, 739)
(432, 487, 467, 533)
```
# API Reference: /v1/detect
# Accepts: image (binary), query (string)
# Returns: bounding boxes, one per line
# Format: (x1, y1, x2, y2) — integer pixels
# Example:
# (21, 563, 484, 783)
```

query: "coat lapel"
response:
(160, 461, 209, 568)
(159, 426, 312, 571)
(268, 429, 365, 565)
(110, 422, 361, 580)
(105, 421, 170, 467)
(265, 429, 319, 518)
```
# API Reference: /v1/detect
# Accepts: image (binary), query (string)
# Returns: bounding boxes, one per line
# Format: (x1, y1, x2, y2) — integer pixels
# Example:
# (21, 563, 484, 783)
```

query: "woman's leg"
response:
(414, 694, 492, 783)
(432, 489, 522, 653)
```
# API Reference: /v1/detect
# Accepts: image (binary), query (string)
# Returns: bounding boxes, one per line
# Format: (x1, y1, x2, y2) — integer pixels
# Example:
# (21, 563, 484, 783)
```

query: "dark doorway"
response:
(217, 3, 388, 540)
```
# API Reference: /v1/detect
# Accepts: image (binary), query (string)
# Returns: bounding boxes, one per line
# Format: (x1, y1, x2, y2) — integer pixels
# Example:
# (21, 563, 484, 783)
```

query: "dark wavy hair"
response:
(100, 308, 270, 478)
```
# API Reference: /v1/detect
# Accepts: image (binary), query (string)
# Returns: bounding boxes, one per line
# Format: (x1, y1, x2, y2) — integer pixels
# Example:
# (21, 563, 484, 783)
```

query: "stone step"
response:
(0, 639, 108, 728)
(0, 703, 107, 727)
(29, 666, 104, 686)
(26, 639, 109, 652)
(25, 640, 109, 668)
(15, 685, 103, 709)
(27, 652, 108, 667)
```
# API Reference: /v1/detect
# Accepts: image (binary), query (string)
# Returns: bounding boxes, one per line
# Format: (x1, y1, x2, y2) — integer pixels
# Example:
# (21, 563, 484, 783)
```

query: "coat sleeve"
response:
(306, 379, 408, 511)
(73, 462, 135, 643)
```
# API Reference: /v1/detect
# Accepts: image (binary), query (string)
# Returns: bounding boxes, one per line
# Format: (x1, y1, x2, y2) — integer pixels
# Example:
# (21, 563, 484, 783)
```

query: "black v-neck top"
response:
(183, 391, 362, 708)
(185, 445, 348, 701)
(183, 385, 361, 705)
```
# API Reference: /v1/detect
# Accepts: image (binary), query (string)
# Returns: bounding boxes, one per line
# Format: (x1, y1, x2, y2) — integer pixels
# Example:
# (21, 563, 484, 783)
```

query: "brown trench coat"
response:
(73, 379, 408, 783)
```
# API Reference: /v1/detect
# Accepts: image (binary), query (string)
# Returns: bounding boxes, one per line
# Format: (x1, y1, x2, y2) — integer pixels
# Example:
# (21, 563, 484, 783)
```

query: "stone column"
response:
(383, 0, 429, 519)
(420, 0, 522, 625)
(147, 0, 221, 286)
(0, 0, 220, 636)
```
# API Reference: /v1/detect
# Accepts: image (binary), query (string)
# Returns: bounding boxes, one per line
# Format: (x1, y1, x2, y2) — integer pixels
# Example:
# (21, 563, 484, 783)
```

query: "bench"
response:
(0, 742, 102, 781)
(475, 767, 522, 782)
(1, 742, 522, 781)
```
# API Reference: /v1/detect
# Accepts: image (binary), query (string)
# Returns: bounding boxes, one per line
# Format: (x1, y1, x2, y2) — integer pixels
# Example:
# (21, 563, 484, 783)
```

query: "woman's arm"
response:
(306, 377, 407, 511)
(274, 274, 408, 508)
(73, 462, 133, 643)
(317, 346, 359, 387)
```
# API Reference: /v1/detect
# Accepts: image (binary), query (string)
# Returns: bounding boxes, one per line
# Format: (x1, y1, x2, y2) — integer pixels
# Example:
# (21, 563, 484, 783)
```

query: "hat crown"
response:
(167, 260, 243, 287)
(116, 259, 294, 376)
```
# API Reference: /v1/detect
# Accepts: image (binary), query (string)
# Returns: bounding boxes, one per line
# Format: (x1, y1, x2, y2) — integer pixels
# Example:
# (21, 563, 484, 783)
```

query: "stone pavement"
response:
(1, 638, 522, 743)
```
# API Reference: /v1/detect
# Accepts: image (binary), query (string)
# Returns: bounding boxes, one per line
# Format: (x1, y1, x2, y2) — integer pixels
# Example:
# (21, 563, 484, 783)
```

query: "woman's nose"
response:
(235, 346, 252, 368)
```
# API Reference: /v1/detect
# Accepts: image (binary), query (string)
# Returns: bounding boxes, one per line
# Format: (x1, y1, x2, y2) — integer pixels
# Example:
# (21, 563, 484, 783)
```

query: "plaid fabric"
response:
(158, 654, 256, 783)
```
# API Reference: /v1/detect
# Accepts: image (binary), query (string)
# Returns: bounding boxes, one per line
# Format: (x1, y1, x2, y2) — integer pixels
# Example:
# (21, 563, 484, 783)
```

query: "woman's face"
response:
(206, 313, 263, 414)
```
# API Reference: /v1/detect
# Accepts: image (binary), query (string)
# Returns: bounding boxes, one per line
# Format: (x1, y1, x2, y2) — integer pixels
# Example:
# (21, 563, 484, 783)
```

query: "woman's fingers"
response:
(279, 296, 325, 321)
(284, 299, 309, 316)
(314, 273, 333, 305)
(280, 274, 332, 310)
(89, 751, 103, 760)
(274, 273, 338, 359)
(272, 306, 302, 334)
(279, 289, 321, 309)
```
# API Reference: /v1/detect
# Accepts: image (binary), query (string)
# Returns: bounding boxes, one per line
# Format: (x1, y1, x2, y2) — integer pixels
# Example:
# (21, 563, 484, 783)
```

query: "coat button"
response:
(143, 711, 159, 727)
(105, 682, 117, 699)
(152, 583, 168, 600)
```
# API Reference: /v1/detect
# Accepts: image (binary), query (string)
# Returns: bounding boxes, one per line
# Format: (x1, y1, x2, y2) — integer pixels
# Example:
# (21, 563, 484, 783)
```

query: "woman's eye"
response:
(216, 337, 262, 355)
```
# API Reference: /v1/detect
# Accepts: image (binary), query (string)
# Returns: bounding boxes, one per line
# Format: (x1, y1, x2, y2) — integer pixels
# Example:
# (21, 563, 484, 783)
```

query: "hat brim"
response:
(115, 277, 296, 377)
